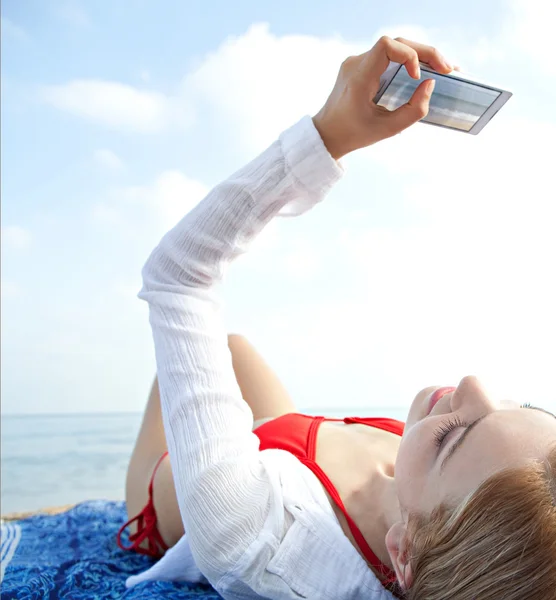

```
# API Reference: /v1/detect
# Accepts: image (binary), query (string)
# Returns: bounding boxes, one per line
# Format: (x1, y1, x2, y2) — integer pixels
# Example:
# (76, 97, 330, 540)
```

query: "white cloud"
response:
(238, 207, 556, 411)
(123, 170, 209, 229)
(233, 224, 323, 279)
(281, 240, 321, 279)
(361, 114, 556, 230)
(503, 0, 556, 75)
(24, 3, 556, 415)
(37, 0, 552, 140)
(92, 170, 209, 234)
(0, 17, 30, 43)
(293, 98, 556, 405)
(423, 0, 556, 77)
(1, 226, 32, 250)
(183, 23, 361, 151)
(94, 149, 124, 170)
(41, 80, 188, 133)
(217, 29, 556, 409)
(38, 23, 357, 139)
(178, 4, 552, 150)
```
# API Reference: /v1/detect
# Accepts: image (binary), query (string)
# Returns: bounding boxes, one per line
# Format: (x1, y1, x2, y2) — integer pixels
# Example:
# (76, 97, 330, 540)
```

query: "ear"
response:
(385, 522, 413, 591)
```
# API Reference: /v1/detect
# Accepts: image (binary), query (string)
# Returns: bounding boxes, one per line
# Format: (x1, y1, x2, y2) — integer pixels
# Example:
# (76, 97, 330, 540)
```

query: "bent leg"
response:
(227, 333, 296, 423)
(124, 378, 184, 550)
(124, 334, 296, 553)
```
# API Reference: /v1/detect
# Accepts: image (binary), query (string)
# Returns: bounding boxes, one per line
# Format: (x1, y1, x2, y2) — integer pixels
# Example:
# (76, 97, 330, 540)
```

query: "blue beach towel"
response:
(0, 500, 221, 599)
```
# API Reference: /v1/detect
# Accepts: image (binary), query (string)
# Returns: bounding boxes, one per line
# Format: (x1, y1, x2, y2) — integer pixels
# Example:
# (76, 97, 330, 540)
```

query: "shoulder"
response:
(217, 450, 397, 599)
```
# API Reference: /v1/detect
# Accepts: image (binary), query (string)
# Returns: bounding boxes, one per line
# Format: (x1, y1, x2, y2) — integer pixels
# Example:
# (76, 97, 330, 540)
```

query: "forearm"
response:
(141, 118, 343, 294)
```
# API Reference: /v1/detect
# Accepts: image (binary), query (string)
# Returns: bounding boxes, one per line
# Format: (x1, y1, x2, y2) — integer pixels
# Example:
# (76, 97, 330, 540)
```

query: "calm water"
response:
(1, 408, 408, 515)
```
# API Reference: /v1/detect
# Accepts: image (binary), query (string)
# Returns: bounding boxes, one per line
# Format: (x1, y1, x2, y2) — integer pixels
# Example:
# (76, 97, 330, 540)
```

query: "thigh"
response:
(125, 334, 295, 552)
(125, 378, 185, 550)
(228, 333, 296, 422)
(128, 415, 278, 553)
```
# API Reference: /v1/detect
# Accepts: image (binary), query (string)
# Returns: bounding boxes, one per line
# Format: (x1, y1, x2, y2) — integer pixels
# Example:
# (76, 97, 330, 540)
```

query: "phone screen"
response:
(377, 68, 502, 132)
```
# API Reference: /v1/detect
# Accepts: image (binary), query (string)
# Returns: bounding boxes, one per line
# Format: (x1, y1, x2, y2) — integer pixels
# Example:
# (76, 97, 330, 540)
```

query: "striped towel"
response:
(1, 522, 22, 583)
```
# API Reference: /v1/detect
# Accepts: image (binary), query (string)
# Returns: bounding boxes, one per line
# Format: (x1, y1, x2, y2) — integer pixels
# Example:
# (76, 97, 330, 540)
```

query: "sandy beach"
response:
(1, 504, 76, 522)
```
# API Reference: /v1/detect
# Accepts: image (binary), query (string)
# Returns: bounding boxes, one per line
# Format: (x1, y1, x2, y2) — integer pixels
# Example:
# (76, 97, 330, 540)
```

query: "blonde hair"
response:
(398, 445, 556, 600)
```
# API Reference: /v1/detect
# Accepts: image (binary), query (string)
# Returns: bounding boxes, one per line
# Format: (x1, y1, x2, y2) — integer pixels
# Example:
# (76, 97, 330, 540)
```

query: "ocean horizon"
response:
(1, 407, 409, 515)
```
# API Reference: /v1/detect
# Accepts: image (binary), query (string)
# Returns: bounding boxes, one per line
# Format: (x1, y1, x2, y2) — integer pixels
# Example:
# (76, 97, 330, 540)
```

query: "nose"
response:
(450, 375, 497, 415)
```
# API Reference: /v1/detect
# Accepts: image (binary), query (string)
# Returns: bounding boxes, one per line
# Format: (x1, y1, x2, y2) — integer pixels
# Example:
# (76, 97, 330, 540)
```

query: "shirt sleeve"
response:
(138, 115, 344, 585)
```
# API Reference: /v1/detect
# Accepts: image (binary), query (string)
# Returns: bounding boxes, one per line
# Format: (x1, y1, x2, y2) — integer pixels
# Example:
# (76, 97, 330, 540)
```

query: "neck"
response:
(346, 459, 401, 571)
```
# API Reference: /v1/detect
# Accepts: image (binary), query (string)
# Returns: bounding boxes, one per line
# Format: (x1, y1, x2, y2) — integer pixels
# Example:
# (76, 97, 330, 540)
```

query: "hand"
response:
(312, 36, 454, 160)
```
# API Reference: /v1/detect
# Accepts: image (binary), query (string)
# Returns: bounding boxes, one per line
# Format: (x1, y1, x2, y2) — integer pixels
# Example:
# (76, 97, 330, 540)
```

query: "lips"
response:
(428, 386, 456, 414)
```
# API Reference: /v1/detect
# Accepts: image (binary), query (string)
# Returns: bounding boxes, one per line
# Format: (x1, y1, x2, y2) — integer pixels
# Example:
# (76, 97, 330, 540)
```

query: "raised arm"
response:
(139, 36, 451, 589)
(139, 115, 343, 583)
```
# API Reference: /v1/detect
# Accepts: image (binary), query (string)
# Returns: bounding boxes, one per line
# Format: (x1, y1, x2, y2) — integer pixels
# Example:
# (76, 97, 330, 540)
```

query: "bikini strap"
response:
(148, 451, 170, 497)
(344, 417, 405, 436)
(304, 418, 397, 583)
(117, 451, 170, 556)
(301, 457, 395, 581)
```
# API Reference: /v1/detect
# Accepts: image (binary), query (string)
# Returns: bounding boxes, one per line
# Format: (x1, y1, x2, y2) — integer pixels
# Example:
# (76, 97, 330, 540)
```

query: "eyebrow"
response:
(440, 406, 556, 473)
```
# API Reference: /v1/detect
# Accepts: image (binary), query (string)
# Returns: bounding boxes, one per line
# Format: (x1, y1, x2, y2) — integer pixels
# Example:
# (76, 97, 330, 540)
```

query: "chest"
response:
(313, 422, 402, 568)
(316, 421, 401, 487)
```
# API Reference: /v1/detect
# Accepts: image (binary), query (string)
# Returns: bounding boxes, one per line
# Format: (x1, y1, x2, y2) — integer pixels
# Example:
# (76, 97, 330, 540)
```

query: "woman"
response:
(118, 36, 556, 599)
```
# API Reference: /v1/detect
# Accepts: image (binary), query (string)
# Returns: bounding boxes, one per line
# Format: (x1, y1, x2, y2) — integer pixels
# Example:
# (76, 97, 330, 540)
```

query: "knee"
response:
(227, 333, 248, 348)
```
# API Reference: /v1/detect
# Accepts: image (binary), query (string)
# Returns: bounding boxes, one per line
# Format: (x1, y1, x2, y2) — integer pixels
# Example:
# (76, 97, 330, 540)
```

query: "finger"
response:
(382, 78, 435, 134)
(358, 36, 421, 82)
(394, 37, 453, 73)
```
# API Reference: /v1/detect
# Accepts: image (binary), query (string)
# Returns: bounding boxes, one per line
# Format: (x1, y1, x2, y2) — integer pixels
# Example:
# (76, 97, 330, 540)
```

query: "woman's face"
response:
(395, 375, 556, 516)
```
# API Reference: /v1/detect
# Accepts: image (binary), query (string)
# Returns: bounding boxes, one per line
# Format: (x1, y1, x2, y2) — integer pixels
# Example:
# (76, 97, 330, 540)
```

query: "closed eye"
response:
(440, 403, 556, 472)
(520, 403, 556, 419)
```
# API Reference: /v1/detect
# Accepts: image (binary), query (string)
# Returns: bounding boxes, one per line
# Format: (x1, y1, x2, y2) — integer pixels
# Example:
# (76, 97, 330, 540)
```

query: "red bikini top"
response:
(255, 414, 405, 585)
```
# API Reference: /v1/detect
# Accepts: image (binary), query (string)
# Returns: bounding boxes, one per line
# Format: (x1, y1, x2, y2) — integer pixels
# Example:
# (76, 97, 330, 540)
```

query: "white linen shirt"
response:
(138, 115, 397, 600)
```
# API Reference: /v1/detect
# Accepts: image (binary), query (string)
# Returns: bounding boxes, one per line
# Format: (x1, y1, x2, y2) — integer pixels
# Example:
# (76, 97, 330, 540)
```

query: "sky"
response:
(2, 0, 556, 417)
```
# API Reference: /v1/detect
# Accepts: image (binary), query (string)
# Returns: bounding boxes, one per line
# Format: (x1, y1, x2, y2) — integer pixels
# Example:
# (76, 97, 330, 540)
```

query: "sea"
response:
(1, 408, 408, 516)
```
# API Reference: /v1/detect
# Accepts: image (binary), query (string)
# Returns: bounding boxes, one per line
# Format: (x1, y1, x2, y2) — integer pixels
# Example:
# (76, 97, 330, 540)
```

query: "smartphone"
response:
(373, 62, 512, 134)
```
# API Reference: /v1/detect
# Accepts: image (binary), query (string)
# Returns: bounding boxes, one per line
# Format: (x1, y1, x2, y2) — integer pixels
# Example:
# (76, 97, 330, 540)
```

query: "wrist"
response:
(312, 114, 346, 161)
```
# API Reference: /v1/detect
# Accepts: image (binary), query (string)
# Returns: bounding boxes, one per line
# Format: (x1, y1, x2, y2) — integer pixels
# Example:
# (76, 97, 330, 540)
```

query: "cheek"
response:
(395, 425, 432, 510)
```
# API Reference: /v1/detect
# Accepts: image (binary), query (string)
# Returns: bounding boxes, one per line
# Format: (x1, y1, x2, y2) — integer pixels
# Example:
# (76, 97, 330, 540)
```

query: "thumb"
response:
(385, 78, 435, 134)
